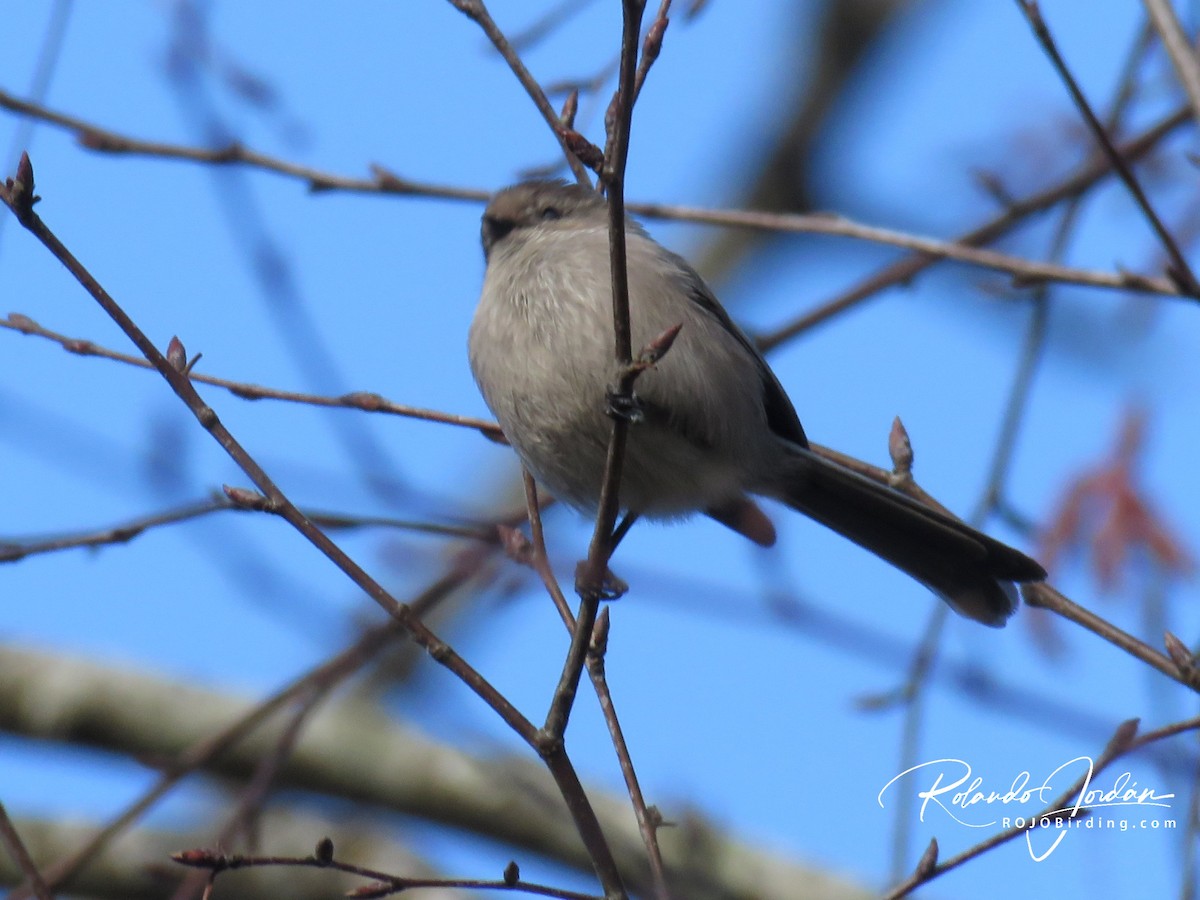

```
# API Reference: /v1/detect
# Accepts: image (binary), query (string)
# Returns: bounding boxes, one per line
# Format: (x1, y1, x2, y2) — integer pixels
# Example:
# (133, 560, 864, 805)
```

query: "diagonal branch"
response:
(448, 0, 592, 185)
(1016, 0, 1200, 296)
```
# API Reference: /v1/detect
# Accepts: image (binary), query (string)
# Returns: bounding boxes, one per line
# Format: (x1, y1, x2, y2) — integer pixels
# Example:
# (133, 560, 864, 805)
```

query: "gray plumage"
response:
(468, 180, 1045, 626)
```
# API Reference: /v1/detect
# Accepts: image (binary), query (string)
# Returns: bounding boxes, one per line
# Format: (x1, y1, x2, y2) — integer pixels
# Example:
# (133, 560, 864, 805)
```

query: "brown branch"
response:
(1, 313, 502, 439)
(1022, 583, 1199, 690)
(518, 478, 672, 900)
(173, 846, 602, 900)
(0, 92, 1177, 299)
(0, 804, 53, 900)
(2, 161, 639, 900)
(1141, 0, 1200, 129)
(447, 0, 592, 186)
(1, 150, 544, 790)
(585, 611, 673, 900)
(628, 203, 1186, 299)
(1016, 0, 1200, 296)
(758, 100, 1195, 349)
(0, 493, 496, 564)
(0, 87, 483, 201)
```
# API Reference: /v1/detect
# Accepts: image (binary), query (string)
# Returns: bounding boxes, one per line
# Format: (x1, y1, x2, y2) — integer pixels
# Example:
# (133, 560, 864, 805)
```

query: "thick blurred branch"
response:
(0, 646, 871, 900)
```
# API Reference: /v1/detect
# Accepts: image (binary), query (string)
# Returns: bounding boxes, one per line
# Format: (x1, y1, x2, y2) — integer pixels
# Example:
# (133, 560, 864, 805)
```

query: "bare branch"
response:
(1016, 0, 1200, 296)
(448, 0, 592, 185)
(1, 313, 502, 439)
(759, 100, 1194, 348)
(1141, 0, 1200, 129)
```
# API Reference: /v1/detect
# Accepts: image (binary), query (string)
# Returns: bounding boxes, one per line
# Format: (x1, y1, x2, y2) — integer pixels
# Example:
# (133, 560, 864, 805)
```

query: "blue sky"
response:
(3, 1, 1199, 898)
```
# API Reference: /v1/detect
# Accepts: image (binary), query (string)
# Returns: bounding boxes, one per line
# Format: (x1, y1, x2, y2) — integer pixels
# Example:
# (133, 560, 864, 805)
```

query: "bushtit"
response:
(469, 180, 1045, 625)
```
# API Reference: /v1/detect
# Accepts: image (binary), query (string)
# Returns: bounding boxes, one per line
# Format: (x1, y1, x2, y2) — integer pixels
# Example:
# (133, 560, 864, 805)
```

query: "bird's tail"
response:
(776, 448, 1045, 626)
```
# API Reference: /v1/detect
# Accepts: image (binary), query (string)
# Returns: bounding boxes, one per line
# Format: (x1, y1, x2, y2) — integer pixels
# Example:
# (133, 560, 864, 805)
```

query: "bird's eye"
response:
(540, 206, 562, 221)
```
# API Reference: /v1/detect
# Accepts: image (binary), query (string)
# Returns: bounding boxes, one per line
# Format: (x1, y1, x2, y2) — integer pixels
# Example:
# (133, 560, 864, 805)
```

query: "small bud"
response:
(368, 164, 416, 193)
(314, 836, 335, 865)
(560, 90, 579, 129)
(502, 860, 520, 886)
(590, 607, 611, 656)
(7, 313, 37, 332)
(345, 883, 394, 899)
(639, 322, 683, 366)
(15, 152, 35, 194)
(6, 152, 40, 219)
(915, 837, 938, 877)
(1165, 631, 1195, 677)
(497, 524, 533, 567)
(167, 336, 188, 372)
(171, 848, 224, 869)
(1101, 718, 1140, 761)
(645, 805, 675, 828)
(560, 129, 604, 172)
(889, 417, 913, 476)
(223, 485, 268, 510)
(641, 16, 669, 66)
(340, 391, 385, 411)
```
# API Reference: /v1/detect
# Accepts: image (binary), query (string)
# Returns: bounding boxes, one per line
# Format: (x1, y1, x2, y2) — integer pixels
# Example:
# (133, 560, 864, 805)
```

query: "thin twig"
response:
(0, 86, 483, 200)
(1022, 583, 1199, 690)
(1, 313, 502, 439)
(758, 100, 1194, 348)
(0, 92, 1180, 298)
(1016, 0, 1200, 295)
(629, 203, 1184, 299)
(173, 846, 603, 900)
(447, 0, 591, 186)
(0, 803, 54, 900)
(543, 0, 647, 746)
(0, 494, 496, 564)
(168, 683, 333, 900)
(585, 612, 673, 900)
(976, 17, 1155, 523)
(1140, 0, 1200, 129)
(0, 152, 548, 811)
(519, 475, 672, 900)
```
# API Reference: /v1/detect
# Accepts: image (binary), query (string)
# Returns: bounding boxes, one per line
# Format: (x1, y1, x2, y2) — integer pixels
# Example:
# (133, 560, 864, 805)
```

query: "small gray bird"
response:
(468, 179, 1045, 625)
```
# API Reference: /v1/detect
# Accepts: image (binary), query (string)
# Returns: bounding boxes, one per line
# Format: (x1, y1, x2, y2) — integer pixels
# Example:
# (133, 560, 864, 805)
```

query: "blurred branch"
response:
(0, 645, 873, 900)
(0, 806, 52, 900)
(4, 619, 413, 896)
(1140, 0, 1200, 129)
(695, 0, 917, 278)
